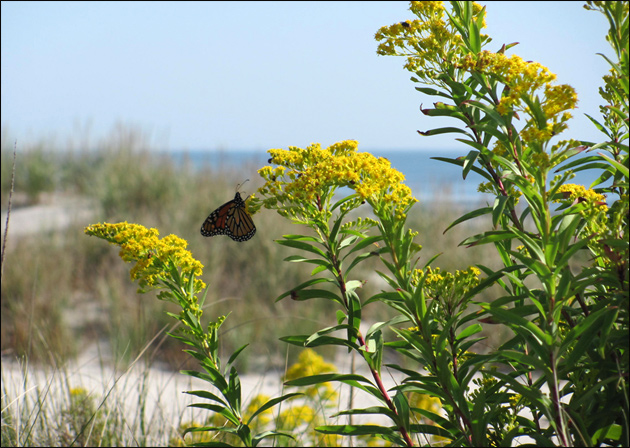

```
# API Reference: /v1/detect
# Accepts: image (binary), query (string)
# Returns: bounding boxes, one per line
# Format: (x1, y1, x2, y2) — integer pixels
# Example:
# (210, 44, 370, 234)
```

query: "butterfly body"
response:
(201, 192, 256, 242)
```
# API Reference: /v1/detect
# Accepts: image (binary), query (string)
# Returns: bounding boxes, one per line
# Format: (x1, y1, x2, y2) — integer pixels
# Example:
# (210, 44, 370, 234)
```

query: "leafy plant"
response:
(84, 1, 627, 446)
(84, 223, 299, 446)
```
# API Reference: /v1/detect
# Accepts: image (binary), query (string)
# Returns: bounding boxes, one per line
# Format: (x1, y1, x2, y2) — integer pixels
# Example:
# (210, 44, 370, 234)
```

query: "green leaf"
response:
(418, 126, 472, 137)
(345, 250, 378, 275)
(584, 113, 610, 136)
(331, 193, 362, 214)
(184, 390, 228, 407)
(183, 369, 229, 395)
(593, 424, 623, 443)
(598, 151, 630, 177)
(225, 344, 248, 371)
(315, 424, 400, 438)
(559, 306, 616, 364)
(393, 391, 410, 432)
(279, 288, 343, 304)
(283, 254, 329, 266)
(443, 206, 492, 233)
(236, 423, 252, 446)
(462, 149, 480, 180)
(431, 156, 494, 183)
(304, 335, 359, 350)
(491, 371, 555, 425)
(332, 406, 397, 420)
(492, 195, 509, 228)
(508, 226, 545, 264)
(510, 248, 551, 280)
(365, 315, 409, 340)
(361, 329, 384, 374)
(310, 264, 328, 276)
(415, 86, 453, 99)
(275, 277, 332, 302)
(252, 430, 296, 446)
(284, 373, 379, 397)
(225, 366, 241, 411)
(482, 305, 552, 347)
(465, 99, 507, 128)
(189, 403, 240, 426)
(344, 234, 383, 256)
(183, 425, 240, 446)
(461, 230, 515, 247)
(276, 238, 326, 257)
(345, 280, 364, 293)
(468, 14, 481, 53)
(246, 393, 302, 425)
(499, 349, 549, 372)
(456, 323, 482, 341)
(471, 388, 486, 441)
(279, 335, 309, 347)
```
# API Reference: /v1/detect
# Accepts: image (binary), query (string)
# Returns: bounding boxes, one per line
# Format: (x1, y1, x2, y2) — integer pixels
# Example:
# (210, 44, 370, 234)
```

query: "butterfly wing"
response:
(201, 192, 256, 242)
(228, 203, 256, 241)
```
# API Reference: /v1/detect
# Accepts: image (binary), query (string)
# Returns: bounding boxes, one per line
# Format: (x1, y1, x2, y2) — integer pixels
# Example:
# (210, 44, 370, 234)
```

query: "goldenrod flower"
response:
(258, 141, 417, 221)
(555, 184, 607, 210)
(84, 222, 206, 295)
(554, 183, 609, 232)
(278, 404, 316, 429)
(376, 1, 486, 84)
(413, 266, 481, 308)
(376, 1, 578, 152)
(285, 349, 339, 402)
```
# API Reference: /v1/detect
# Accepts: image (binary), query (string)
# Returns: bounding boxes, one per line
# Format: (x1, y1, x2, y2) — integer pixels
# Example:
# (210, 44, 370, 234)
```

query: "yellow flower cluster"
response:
(509, 393, 524, 408)
(376, 1, 577, 148)
(462, 52, 556, 98)
(84, 222, 205, 292)
(555, 184, 608, 212)
(412, 266, 481, 305)
(284, 349, 339, 402)
(375, 1, 483, 83)
(460, 50, 578, 126)
(278, 404, 316, 429)
(258, 141, 417, 219)
(70, 387, 89, 398)
(554, 184, 611, 253)
(458, 50, 578, 147)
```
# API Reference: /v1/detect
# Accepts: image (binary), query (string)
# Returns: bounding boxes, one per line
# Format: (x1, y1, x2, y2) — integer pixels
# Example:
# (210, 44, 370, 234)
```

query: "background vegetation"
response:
(1, 124, 509, 445)
(1, 126, 505, 372)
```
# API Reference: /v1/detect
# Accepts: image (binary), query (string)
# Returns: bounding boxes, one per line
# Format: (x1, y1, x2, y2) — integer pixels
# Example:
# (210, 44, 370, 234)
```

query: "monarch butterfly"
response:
(200, 191, 256, 242)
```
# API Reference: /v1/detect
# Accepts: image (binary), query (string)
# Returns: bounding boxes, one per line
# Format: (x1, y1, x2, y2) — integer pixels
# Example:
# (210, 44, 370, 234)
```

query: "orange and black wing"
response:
(201, 192, 256, 242)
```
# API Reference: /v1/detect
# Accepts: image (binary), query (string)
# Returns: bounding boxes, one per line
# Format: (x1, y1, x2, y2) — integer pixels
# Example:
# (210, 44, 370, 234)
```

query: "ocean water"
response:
(167, 148, 605, 204)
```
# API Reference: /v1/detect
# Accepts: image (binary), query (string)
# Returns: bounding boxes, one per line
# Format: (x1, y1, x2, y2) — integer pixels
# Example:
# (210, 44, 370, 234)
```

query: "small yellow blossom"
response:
(553, 184, 614, 260)
(554, 184, 608, 214)
(376, 1, 578, 155)
(285, 349, 339, 402)
(376, 1, 482, 84)
(85, 222, 206, 295)
(70, 387, 89, 398)
(258, 141, 417, 221)
(412, 266, 481, 308)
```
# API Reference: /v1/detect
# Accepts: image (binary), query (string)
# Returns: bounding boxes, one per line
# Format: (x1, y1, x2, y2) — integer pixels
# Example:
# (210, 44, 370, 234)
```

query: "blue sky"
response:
(1, 1, 612, 152)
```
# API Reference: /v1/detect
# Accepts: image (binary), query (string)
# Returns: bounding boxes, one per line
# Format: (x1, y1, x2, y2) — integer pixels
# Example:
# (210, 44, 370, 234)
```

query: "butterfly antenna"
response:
(236, 179, 250, 192)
